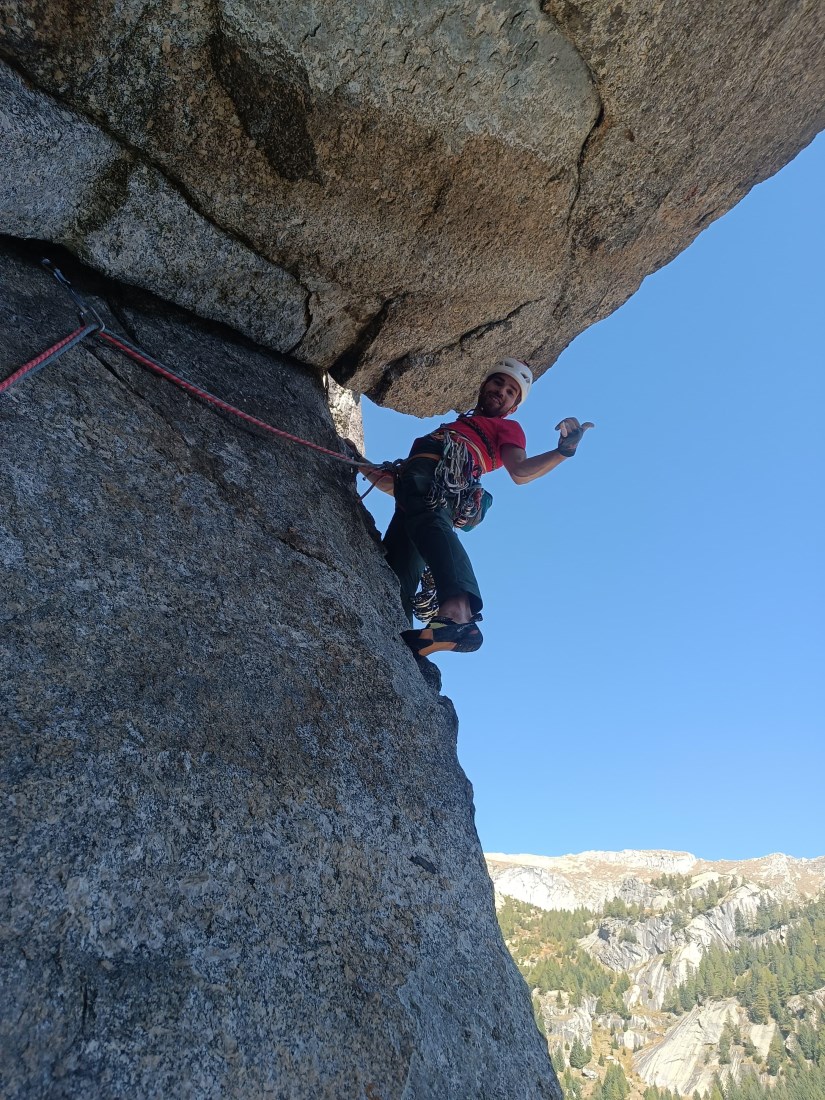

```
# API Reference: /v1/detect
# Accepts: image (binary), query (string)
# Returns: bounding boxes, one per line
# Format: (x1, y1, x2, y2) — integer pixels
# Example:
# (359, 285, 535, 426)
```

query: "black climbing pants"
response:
(382, 437, 483, 627)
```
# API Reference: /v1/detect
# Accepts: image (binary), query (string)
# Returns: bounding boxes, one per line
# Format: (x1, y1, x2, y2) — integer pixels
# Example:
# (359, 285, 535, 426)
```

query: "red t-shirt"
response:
(446, 414, 527, 474)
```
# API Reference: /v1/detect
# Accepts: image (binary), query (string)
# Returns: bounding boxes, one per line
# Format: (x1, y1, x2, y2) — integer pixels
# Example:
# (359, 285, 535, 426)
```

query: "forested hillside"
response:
(495, 864, 825, 1100)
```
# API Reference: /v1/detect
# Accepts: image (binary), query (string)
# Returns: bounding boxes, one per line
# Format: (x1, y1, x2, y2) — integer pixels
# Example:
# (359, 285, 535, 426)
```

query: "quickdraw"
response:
(425, 432, 490, 530)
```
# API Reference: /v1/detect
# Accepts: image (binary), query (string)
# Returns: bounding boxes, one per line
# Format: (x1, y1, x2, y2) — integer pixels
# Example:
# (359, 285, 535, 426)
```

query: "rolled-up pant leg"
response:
(382, 455, 483, 626)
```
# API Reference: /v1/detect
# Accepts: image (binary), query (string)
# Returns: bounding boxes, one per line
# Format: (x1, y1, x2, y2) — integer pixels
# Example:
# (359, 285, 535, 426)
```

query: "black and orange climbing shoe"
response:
(401, 616, 483, 657)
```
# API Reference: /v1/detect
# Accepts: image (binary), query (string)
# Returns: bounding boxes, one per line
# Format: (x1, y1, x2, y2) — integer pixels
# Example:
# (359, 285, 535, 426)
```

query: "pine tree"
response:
(569, 1037, 591, 1069)
(671, 909, 688, 931)
(767, 1030, 785, 1076)
(751, 984, 771, 1025)
(797, 1019, 819, 1061)
(563, 1068, 581, 1099)
(602, 1062, 630, 1100)
(720, 1031, 732, 1065)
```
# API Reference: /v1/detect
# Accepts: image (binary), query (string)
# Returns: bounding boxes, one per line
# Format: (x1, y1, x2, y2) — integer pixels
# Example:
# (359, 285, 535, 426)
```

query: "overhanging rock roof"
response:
(2, 0, 823, 414)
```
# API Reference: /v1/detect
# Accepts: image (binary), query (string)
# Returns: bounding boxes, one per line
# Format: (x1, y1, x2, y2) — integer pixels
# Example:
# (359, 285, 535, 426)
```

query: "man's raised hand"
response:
(555, 417, 594, 457)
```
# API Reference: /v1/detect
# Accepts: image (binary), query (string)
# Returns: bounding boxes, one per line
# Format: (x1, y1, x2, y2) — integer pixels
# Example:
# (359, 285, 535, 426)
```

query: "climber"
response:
(368, 358, 593, 657)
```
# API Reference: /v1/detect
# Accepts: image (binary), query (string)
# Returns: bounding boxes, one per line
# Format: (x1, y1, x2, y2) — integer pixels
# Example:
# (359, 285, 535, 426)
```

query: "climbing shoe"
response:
(401, 616, 483, 657)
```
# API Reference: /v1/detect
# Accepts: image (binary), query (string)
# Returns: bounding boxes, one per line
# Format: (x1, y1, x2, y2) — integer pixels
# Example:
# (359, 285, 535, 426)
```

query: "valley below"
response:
(487, 850, 825, 1100)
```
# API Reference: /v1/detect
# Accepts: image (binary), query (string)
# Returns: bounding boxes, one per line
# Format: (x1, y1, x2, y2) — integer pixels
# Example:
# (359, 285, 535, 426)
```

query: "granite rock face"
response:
(537, 993, 597, 1050)
(633, 1001, 775, 1097)
(0, 244, 560, 1100)
(1, 1, 823, 413)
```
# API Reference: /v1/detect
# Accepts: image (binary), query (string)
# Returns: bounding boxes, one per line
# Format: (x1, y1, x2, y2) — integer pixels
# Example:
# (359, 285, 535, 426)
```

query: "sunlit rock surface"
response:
(0, 244, 560, 1099)
(633, 1001, 775, 1097)
(2, 1, 823, 413)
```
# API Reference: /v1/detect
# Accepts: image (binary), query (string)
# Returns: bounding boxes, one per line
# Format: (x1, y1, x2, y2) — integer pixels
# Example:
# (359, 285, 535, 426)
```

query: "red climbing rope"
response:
(1, 263, 381, 472)
(96, 330, 369, 467)
(0, 322, 101, 396)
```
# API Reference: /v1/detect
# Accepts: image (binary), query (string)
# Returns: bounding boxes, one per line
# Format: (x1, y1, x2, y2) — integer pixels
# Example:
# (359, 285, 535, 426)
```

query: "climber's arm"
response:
(361, 464, 395, 495)
(501, 418, 594, 486)
(342, 437, 396, 495)
(501, 445, 567, 485)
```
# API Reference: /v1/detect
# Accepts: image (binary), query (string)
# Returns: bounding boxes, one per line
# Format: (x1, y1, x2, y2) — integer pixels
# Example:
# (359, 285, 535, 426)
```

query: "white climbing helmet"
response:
(484, 358, 533, 405)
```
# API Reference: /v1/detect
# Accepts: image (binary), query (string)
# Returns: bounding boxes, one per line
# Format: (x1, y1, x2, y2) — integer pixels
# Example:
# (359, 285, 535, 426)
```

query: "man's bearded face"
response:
(478, 373, 521, 416)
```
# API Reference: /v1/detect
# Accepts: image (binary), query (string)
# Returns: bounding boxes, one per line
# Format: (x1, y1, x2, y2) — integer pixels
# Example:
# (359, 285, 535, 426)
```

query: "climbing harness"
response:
(424, 431, 492, 531)
(1, 260, 383, 475)
(399, 429, 492, 623)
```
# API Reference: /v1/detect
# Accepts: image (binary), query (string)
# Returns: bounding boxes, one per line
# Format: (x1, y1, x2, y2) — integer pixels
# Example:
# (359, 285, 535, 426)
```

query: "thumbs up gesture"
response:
(555, 417, 594, 457)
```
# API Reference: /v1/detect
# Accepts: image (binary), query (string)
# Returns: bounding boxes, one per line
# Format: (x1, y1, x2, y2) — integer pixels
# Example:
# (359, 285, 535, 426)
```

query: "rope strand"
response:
(0, 316, 379, 471)
(0, 323, 101, 396)
(2, 263, 385, 473)
(98, 331, 372, 467)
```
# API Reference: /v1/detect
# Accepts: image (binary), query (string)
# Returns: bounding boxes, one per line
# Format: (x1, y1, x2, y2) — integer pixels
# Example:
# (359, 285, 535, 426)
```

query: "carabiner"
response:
(41, 258, 106, 333)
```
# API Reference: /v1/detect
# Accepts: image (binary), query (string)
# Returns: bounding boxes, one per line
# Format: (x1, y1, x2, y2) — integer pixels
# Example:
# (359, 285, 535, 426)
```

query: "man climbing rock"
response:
(368, 359, 593, 657)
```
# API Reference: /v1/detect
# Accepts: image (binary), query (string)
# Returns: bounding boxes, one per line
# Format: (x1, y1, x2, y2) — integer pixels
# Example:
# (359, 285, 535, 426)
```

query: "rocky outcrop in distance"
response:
(490, 850, 825, 1012)
(492, 850, 825, 1094)
(1, 1, 823, 413)
(0, 243, 560, 1099)
(634, 1000, 775, 1097)
(536, 993, 598, 1050)
(584, 883, 769, 1009)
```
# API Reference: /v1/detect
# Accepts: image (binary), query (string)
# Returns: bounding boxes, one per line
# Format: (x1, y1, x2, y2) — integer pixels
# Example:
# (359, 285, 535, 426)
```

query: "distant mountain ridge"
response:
(486, 850, 825, 912)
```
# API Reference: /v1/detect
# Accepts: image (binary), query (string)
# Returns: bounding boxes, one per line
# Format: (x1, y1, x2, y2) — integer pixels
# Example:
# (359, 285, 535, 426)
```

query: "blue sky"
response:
(360, 133, 824, 863)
